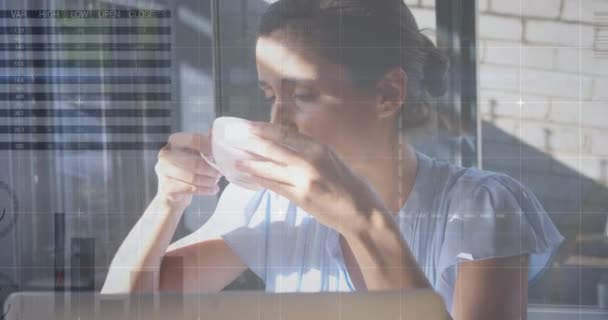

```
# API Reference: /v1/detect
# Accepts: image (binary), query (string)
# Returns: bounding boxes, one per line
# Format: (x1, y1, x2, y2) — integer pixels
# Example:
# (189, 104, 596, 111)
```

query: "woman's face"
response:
(255, 33, 388, 161)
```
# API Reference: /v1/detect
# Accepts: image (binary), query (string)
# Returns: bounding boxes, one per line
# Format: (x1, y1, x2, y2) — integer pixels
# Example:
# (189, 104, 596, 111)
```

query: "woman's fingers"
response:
(236, 159, 294, 186)
(166, 132, 219, 176)
(155, 161, 220, 189)
(159, 145, 221, 178)
(155, 132, 223, 204)
(158, 175, 219, 197)
(168, 132, 212, 155)
(238, 136, 302, 166)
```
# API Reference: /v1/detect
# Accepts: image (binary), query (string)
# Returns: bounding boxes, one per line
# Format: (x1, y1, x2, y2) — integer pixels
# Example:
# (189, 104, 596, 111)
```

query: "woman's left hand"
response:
(234, 121, 388, 234)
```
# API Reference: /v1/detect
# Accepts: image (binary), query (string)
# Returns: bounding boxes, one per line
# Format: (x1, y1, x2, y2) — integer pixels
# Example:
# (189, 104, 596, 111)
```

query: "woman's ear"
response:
(375, 67, 408, 119)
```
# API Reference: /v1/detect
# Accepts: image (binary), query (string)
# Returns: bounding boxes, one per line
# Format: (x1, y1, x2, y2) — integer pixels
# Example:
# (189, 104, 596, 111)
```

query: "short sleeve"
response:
(185, 183, 270, 281)
(438, 174, 565, 285)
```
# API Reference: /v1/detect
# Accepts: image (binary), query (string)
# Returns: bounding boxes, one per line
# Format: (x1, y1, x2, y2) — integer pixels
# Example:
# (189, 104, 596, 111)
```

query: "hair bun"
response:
(419, 34, 449, 97)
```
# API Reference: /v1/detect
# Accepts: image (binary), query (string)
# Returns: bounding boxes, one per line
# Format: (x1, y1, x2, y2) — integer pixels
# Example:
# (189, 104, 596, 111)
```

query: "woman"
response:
(102, 0, 564, 318)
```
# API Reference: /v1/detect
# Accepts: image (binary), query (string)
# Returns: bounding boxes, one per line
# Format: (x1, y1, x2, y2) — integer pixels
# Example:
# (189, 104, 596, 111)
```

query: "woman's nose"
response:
(270, 100, 297, 128)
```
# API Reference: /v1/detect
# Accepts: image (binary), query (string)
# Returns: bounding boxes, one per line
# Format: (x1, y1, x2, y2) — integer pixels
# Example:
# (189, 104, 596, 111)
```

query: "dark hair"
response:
(258, 0, 449, 128)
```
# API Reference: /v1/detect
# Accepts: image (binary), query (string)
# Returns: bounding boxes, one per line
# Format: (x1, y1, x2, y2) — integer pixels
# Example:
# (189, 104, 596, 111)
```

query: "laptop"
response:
(3, 290, 448, 320)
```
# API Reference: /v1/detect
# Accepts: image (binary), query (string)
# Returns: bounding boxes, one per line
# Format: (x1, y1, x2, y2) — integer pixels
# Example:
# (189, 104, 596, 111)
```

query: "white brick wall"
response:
(481, 41, 556, 69)
(576, 156, 607, 182)
(582, 103, 608, 127)
(420, 0, 434, 8)
(592, 78, 608, 101)
(479, 65, 520, 91)
(525, 20, 595, 47)
(409, 7, 436, 31)
(521, 68, 594, 100)
(561, 0, 606, 22)
(479, 89, 551, 106)
(479, 15, 523, 41)
(491, 0, 561, 19)
(555, 49, 608, 76)
(479, 0, 489, 12)
(404, 0, 608, 191)
(585, 127, 608, 156)
(536, 122, 582, 153)
(545, 102, 581, 125)
(490, 117, 521, 139)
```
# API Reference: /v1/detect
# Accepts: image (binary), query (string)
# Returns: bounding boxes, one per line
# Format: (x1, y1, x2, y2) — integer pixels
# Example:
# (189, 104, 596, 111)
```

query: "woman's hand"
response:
(234, 122, 388, 234)
(155, 132, 223, 208)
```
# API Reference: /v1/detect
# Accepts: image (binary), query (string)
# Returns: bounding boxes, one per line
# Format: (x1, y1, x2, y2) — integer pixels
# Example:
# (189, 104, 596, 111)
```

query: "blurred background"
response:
(0, 0, 606, 318)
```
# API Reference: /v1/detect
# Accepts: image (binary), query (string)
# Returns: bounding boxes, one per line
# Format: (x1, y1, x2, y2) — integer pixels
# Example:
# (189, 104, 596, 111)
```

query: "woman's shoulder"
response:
(428, 153, 565, 288)
(419, 152, 530, 203)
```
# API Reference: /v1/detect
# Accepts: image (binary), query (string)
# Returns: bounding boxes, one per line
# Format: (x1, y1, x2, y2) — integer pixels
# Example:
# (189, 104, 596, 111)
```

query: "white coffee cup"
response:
(201, 117, 263, 191)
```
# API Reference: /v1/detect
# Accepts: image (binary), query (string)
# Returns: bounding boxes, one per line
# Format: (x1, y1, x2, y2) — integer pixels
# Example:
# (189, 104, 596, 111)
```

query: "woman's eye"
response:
(264, 96, 276, 104)
(294, 93, 318, 103)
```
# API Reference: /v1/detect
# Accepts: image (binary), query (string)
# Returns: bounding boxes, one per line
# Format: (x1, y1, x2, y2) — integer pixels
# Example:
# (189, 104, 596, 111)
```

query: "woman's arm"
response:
(101, 195, 248, 294)
(101, 132, 242, 294)
(342, 210, 529, 320)
(452, 255, 528, 320)
(160, 238, 247, 293)
(340, 207, 431, 290)
(101, 196, 187, 294)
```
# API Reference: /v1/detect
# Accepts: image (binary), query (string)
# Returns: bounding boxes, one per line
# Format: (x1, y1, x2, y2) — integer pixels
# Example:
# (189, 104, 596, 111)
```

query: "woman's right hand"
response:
(155, 132, 223, 208)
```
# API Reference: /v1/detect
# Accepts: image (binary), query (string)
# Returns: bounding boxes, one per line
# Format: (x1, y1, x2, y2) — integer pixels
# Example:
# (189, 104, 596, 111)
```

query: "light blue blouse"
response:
(205, 151, 564, 312)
